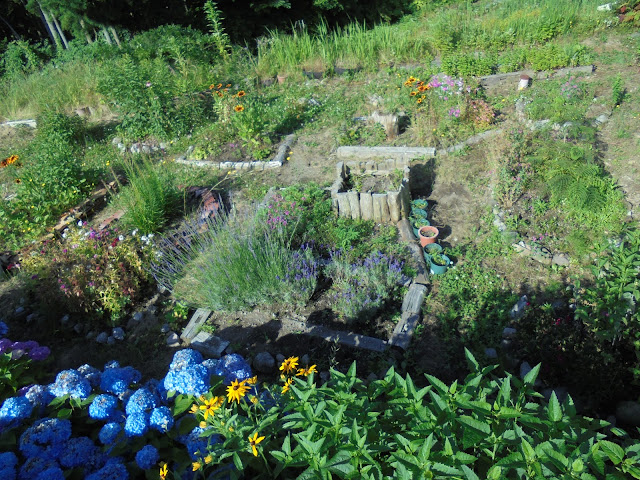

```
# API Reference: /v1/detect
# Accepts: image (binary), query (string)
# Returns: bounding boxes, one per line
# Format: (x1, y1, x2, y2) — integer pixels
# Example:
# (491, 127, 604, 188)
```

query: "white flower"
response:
(77, 220, 83, 227)
(118, 235, 124, 241)
(147, 234, 154, 239)
(62, 232, 68, 239)
(132, 229, 138, 236)
(141, 236, 148, 243)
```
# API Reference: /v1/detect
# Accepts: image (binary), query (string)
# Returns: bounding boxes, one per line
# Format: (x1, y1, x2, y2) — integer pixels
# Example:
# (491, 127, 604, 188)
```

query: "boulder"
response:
(253, 352, 276, 373)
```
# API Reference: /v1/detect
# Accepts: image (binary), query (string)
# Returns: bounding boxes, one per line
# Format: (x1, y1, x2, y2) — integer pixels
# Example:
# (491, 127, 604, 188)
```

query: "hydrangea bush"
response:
(1, 348, 639, 479)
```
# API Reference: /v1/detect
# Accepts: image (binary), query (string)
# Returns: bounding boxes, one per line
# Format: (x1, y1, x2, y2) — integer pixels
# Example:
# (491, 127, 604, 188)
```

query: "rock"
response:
(15, 306, 24, 315)
(253, 352, 276, 373)
(106, 336, 116, 345)
(117, 143, 126, 154)
(552, 253, 570, 266)
(111, 137, 122, 145)
(85, 331, 96, 340)
(147, 305, 157, 315)
(141, 145, 151, 154)
(510, 295, 528, 319)
(594, 113, 610, 125)
(160, 324, 170, 334)
(74, 324, 84, 335)
(300, 354, 310, 366)
(597, 3, 613, 11)
(132, 312, 144, 322)
(512, 241, 529, 254)
(95, 332, 109, 344)
(112, 327, 125, 341)
(484, 348, 498, 359)
(166, 332, 180, 347)
(159, 142, 168, 150)
(190, 332, 229, 358)
(130, 143, 141, 154)
(186, 145, 195, 156)
(501, 339, 513, 351)
(320, 371, 330, 384)
(276, 354, 285, 365)
(60, 314, 70, 325)
(502, 327, 517, 338)
(616, 401, 640, 426)
(26, 313, 37, 323)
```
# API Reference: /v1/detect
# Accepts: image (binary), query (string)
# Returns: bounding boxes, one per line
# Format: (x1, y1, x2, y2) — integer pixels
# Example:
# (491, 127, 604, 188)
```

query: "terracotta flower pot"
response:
(418, 225, 439, 247)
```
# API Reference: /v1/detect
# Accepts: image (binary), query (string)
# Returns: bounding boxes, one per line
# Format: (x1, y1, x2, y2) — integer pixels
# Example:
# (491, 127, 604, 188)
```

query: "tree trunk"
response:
(109, 26, 121, 48)
(49, 11, 69, 49)
(101, 28, 112, 45)
(39, 4, 61, 49)
(0, 14, 22, 40)
(79, 19, 92, 44)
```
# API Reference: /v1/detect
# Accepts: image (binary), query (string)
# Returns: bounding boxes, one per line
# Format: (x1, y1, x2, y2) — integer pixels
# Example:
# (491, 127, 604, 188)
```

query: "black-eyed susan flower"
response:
(249, 432, 265, 457)
(296, 364, 318, 377)
(226, 379, 250, 403)
(236, 90, 246, 97)
(417, 98, 423, 104)
(410, 91, 417, 97)
(199, 396, 224, 419)
(282, 377, 294, 394)
(234, 105, 244, 112)
(408, 76, 416, 82)
(160, 463, 168, 479)
(279, 356, 299, 374)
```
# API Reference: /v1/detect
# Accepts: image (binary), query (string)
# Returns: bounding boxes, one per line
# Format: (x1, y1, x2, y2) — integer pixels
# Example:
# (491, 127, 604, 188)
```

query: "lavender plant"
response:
(151, 211, 318, 312)
(325, 250, 404, 323)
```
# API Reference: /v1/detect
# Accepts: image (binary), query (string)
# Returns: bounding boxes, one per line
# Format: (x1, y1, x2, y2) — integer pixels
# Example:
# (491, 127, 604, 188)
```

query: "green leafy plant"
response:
(612, 74, 625, 106)
(114, 157, 181, 233)
(203, 0, 231, 60)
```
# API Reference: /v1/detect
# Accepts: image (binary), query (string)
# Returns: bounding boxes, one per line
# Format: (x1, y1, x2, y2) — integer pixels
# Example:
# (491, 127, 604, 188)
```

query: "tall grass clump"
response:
(115, 157, 181, 233)
(151, 212, 318, 311)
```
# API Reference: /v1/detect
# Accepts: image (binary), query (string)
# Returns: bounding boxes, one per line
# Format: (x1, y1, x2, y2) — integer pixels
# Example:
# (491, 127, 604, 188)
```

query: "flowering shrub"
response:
(1, 349, 638, 479)
(0, 154, 19, 169)
(0, 332, 50, 402)
(21, 223, 153, 326)
(325, 250, 404, 322)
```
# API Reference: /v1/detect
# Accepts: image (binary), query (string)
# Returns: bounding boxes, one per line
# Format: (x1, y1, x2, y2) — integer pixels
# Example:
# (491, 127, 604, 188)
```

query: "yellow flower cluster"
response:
(403, 76, 430, 106)
(0, 154, 19, 169)
(279, 356, 317, 394)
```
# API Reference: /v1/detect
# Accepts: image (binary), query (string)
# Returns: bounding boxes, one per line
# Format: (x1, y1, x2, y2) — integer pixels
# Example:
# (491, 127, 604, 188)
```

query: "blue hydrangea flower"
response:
(24, 385, 54, 409)
(144, 378, 167, 403)
(34, 466, 64, 480)
(0, 321, 8, 338)
(77, 364, 102, 387)
(182, 426, 208, 460)
(0, 452, 17, 479)
(135, 445, 159, 470)
(19, 418, 71, 458)
(164, 364, 210, 396)
(85, 461, 129, 480)
(149, 406, 174, 433)
(104, 360, 120, 369)
(59, 436, 97, 468)
(214, 354, 252, 385)
(0, 396, 33, 427)
(201, 358, 219, 376)
(89, 394, 119, 420)
(19, 457, 59, 480)
(48, 369, 91, 399)
(100, 366, 141, 395)
(98, 422, 122, 445)
(170, 349, 203, 371)
(125, 388, 158, 415)
(124, 412, 149, 437)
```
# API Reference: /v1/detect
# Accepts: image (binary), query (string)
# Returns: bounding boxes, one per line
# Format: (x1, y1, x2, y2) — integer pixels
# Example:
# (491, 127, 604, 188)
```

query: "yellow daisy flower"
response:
(226, 379, 250, 403)
(279, 356, 299, 374)
(248, 432, 265, 457)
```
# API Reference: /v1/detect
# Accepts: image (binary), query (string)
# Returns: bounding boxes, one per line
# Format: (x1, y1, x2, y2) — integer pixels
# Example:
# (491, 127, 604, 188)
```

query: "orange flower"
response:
(217, 92, 224, 97)
(403, 80, 412, 87)
(15, 178, 21, 184)
(410, 91, 417, 97)
(408, 76, 416, 82)
(418, 85, 427, 92)
(226, 84, 231, 87)
(236, 90, 246, 97)
(217, 83, 223, 89)
(209, 84, 216, 90)
(234, 105, 244, 112)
